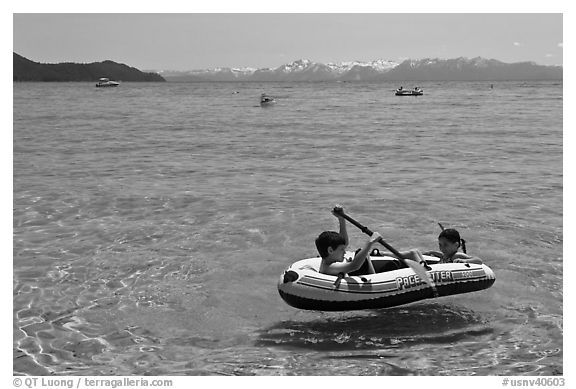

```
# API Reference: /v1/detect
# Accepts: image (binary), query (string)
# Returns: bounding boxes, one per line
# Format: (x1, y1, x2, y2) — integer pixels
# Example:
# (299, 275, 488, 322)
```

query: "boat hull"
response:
(395, 91, 423, 96)
(277, 253, 495, 311)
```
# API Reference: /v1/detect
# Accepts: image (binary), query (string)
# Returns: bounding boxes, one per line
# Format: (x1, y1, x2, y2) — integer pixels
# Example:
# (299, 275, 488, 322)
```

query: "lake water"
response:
(13, 80, 563, 376)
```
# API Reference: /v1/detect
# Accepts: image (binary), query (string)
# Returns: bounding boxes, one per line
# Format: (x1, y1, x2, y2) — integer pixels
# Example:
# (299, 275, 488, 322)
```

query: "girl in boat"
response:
(423, 228, 483, 264)
(369, 228, 482, 267)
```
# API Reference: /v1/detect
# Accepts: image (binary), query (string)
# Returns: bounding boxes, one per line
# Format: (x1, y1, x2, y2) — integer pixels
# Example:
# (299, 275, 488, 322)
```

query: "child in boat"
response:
(316, 207, 380, 276)
(422, 228, 483, 264)
(374, 228, 482, 267)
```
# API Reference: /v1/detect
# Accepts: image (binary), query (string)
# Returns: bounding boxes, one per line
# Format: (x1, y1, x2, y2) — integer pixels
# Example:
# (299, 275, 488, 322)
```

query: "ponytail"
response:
(460, 238, 467, 254)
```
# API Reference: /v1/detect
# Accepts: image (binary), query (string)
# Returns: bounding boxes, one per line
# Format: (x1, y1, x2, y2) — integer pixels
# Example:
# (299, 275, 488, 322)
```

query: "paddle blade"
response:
(404, 260, 435, 289)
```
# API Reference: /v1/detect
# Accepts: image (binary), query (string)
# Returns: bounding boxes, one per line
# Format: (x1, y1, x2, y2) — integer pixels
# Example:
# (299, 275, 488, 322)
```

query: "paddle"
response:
(333, 207, 436, 289)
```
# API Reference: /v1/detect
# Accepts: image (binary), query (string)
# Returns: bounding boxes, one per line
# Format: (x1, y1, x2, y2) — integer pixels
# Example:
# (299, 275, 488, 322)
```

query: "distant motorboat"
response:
(260, 94, 276, 106)
(96, 78, 120, 88)
(395, 87, 423, 96)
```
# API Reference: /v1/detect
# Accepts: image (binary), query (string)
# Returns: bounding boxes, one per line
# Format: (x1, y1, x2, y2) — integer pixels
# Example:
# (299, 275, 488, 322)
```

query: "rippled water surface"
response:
(13, 81, 562, 375)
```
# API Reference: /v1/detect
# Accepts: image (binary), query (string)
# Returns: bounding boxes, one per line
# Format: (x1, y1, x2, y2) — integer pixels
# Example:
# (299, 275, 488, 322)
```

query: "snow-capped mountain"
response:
(158, 58, 400, 81)
(277, 59, 314, 73)
(326, 59, 398, 74)
(157, 57, 562, 82)
(162, 66, 257, 81)
(384, 57, 562, 81)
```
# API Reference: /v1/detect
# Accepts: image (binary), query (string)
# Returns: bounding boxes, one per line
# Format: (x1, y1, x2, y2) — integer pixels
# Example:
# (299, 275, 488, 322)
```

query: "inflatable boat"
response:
(395, 89, 423, 96)
(278, 250, 495, 311)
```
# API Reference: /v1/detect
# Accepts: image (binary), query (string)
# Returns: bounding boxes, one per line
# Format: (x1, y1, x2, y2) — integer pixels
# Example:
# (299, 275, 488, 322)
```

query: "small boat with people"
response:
(260, 93, 276, 106)
(278, 250, 495, 311)
(96, 78, 120, 88)
(277, 208, 495, 311)
(395, 86, 423, 96)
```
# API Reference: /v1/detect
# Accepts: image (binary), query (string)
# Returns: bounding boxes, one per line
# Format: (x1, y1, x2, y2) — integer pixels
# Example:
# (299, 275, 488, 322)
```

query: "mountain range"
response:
(13, 52, 562, 83)
(158, 57, 562, 82)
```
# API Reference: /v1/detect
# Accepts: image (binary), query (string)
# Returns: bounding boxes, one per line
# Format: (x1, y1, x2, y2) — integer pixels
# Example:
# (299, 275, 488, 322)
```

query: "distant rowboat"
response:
(395, 87, 423, 96)
(260, 93, 276, 106)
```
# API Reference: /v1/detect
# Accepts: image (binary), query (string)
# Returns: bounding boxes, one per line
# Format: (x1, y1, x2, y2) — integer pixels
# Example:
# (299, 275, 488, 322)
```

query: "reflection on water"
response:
(14, 253, 206, 375)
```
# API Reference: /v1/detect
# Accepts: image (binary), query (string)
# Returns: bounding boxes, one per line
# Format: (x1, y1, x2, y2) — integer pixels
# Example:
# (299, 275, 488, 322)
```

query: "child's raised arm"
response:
(332, 206, 349, 247)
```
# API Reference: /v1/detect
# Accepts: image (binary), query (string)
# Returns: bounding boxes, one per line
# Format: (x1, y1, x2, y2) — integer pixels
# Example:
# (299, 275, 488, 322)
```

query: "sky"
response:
(12, 12, 563, 71)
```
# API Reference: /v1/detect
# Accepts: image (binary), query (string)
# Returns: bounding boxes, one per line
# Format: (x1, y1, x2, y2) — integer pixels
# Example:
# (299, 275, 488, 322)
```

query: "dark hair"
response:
(315, 231, 346, 258)
(438, 228, 467, 254)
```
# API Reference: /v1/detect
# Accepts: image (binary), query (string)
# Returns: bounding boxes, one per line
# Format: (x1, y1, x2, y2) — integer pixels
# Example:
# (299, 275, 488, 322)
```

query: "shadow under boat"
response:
(255, 303, 493, 352)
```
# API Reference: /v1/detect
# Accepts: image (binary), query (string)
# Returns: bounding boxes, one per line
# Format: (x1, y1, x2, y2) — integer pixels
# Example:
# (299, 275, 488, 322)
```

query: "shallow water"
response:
(13, 80, 562, 375)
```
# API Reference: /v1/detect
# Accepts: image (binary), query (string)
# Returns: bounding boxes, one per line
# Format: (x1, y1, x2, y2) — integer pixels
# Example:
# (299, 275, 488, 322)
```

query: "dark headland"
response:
(13, 53, 165, 82)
